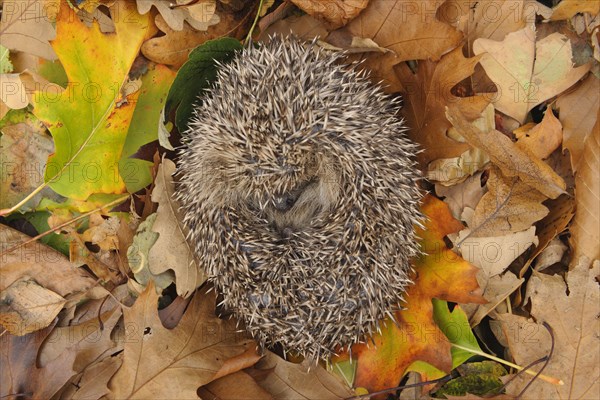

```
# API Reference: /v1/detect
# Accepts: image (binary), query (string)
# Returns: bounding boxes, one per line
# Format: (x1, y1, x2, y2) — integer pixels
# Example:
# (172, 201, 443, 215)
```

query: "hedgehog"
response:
(176, 36, 423, 361)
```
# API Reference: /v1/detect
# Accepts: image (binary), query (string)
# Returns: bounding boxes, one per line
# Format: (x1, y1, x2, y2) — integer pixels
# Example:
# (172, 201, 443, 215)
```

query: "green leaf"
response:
(119, 65, 176, 193)
(19, 211, 70, 256)
(432, 299, 482, 368)
(165, 37, 242, 133)
(30, 2, 150, 201)
(0, 45, 13, 73)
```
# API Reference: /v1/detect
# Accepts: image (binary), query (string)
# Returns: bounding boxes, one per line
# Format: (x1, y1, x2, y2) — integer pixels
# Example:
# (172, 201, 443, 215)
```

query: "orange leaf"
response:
(336, 195, 485, 394)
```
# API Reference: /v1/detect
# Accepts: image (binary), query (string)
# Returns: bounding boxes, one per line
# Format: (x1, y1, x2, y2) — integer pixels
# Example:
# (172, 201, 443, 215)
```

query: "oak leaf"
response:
(494, 258, 600, 399)
(556, 74, 599, 171)
(343, 0, 463, 63)
(290, 0, 369, 29)
(31, 1, 150, 200)
(108, 283, 257, 399)
(136, 0, 219, 31)
(335, 195, 485, 394)
(395, 46, 489, 167)
(473, 26, 590, 123)
(446, 105, 566, 199)
(514, 107, 563, 160)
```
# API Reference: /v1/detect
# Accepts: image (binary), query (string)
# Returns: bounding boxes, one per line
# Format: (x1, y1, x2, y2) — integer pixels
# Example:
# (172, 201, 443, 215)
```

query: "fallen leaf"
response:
(149, 159, 206, 297)
(435, 172, 486, 222)
(199, 371, 274, 400)
(0, 0, 57, 60)
(57, 354, 123, 400)
(337, 195, 485, 394)
(141, 11, 245, 69)
(136, 0, 219, 31)
(446, 105, 566, 199)
(534, 237, 568, 271)
(290, 0, 369, 29)
(248, 351, 354, 399)
(31, 1, 150, 200)
(262, 13, 329, 42)
(0, 276, 66, 335)
(120, 64, 176, 194)
(0, 74, 28, 111)
(395, 47, 489, 167)
(455, 226, 538, 277)
(550, 0, 600, 21)
(473, 26, 591, 123)
(468, 167, 549, 237)
(514, 108, 563, 160)
(570, 114, 600, 261)
(493, 258, 600, 399)
(0, 119, 56, 210)
(556, 74, 599, 171)
(343, 0, 463, 62)
(108, 283, 256, 399)
(0, 224, 97, 298)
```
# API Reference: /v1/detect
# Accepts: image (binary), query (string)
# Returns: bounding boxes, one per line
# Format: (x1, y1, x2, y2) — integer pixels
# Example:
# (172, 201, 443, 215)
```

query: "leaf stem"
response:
(451, 343, 563, 385)
(0, 182, 50, 216)
(244, 0, 266, 46)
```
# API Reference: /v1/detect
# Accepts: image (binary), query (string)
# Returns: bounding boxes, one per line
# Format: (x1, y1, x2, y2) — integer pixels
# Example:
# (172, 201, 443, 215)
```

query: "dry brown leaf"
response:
(533, 237, 568, 271)
(0, 224, 97, 296)
(199, 371, 274, 399)
(514, 108, 563, 159)
(570, 114, 600, 261)
(0, 120, 57, 210)
(0, 323, 56, 399)
(0, 277, 66, 335)
(395, 46, 489, 167)
(290, 0, 369, 29)
(136, 0, 219, 31)
(473, 26, 591, 123)
(446, 105, 566, 199)
(0, 0, 57, 59)
(550, 0, 600, 21)
(468, 167, 549, 237)
(462, 271, 524, 327)
(58, 354, 123, 400)
(142, 11, 246, 68)
(493, 258, 600, 399)
(435, 171, 486, 221)
(247, 351, 354, 399)
(149, 159, 206, 297)
(556, 74, 599, 171)
(38, 307, 122, 371)
(261, 13, 328, 41)
(108, 283, 257, 399)
(455, 226, 538, 277)
(342, 0, 463, 62)
(519, 194, 575, 276)
(439, 0, 552, 56)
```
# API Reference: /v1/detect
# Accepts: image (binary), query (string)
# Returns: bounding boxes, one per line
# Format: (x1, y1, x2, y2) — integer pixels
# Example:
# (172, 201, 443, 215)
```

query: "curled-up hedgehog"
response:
(176, 36, 423, 360)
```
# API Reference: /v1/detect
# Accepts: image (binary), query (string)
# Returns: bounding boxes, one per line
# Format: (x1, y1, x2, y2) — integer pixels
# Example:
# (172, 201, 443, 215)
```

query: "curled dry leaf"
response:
(556, 74, 599, 171)
(514, 108, 563, 160)
(0, 276, 66, 335)
(148, 159, 206, 297)
(290, 0, 369, 29)
(446, 105, 566, 199)
(435, 171, 486, 221)
(570, 115, 600, 261)
(473, 26, 591, 123)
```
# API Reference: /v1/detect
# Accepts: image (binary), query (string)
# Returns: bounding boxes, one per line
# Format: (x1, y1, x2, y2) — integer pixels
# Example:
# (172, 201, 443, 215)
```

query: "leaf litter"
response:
(0, 0, 598, 398)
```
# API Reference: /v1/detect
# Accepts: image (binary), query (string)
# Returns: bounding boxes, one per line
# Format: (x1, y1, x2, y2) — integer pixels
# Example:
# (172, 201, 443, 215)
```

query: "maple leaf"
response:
(333, 195, 485, 394)
(395, 46, 490, 168)
(31, 1, 150, 200)
(108, 283, 258, 399)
